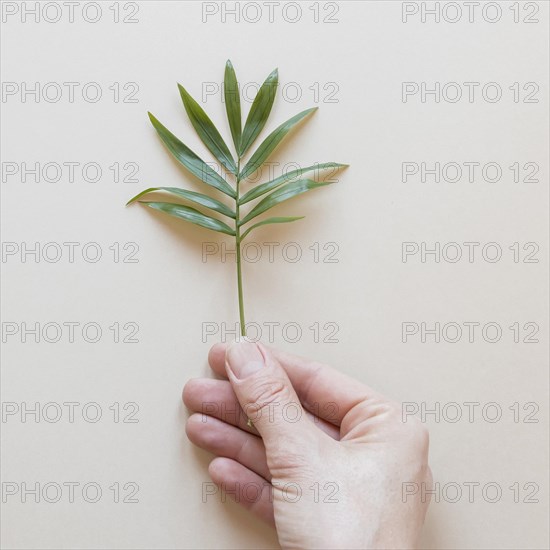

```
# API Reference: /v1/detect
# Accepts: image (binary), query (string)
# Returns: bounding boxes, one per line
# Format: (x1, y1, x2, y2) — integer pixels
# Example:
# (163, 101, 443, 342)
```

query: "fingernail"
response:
(226, 338, 264, 379)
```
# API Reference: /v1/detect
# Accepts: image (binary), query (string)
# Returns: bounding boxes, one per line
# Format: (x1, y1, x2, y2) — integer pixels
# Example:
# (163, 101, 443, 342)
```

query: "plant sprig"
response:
(127, 60, 348, 336)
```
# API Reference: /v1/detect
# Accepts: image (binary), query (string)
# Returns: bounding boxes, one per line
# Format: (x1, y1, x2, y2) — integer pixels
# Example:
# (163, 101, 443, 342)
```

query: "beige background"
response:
(1, 1, 548, 548)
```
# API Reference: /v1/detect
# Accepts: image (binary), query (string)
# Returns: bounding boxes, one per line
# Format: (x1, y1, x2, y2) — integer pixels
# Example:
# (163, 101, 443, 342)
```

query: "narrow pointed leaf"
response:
(140, 201, 235, 236)
(240, 162, 348, 204)
(178, 85, 237, 175)
(148, 113, 235, 198)
(240, 216, 304, 240)
(224, 60, 242, 153)
(239, 68, 278, 156)
(240, 108, 317, 180)
(127, 187, 235, 218)
(240, 179, 331, 226)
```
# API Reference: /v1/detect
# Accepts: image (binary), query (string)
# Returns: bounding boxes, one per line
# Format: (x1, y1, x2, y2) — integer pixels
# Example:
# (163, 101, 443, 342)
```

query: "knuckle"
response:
(407, 417, 430, 453)
(425, 465, 433, 486)
(242, 377, 289, 418)
(269, 454, 313, 481)
(235, 436, 252, 464)
(182, 379, 196, 406)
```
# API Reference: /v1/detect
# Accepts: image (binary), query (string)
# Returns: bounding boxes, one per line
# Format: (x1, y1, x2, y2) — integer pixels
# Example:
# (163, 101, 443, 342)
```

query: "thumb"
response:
(225, 339, 317, 454)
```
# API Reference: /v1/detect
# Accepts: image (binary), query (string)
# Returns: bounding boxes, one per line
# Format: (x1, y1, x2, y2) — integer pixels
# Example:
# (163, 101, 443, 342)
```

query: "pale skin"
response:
(183, 340, 432, 550)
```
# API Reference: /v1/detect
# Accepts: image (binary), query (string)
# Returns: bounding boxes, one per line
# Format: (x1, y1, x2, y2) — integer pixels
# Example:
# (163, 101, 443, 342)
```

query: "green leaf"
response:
(240, 216, 304, 240)
(239, 68, 278, 156)
(148, 112, 235, 198)
(240, 108, 317, 180)
(240, 179, 331, 225)
(140, 201, 236, 236)
(126, 187, 235, 218)
(178, 84, 237, 175)
(224, 60, 242, 153)
(240, 162, 348, 205)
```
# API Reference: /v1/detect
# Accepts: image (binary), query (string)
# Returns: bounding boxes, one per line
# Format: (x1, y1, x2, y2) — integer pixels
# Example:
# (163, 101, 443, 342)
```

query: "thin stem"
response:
(235, 158, 246, 336)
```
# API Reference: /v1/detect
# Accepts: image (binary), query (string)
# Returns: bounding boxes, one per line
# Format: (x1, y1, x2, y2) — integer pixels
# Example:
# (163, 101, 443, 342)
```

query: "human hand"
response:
(183, 340, 432, 549)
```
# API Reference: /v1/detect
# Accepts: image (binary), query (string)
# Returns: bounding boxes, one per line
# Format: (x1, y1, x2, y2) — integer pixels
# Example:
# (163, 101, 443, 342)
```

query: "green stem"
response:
(235, 158, 246, 337)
